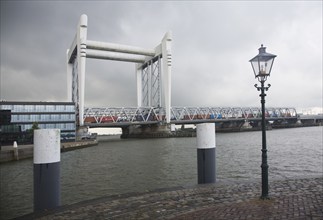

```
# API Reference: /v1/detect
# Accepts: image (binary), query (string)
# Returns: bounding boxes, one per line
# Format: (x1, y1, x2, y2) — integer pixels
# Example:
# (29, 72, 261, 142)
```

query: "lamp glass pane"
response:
(259, 57, 274, 75)
(250, 59, 260, 77)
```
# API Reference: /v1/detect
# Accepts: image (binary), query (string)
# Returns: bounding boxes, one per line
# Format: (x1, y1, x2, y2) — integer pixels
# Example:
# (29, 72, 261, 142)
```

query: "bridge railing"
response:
(83, 107, 164, 123)
(83, 107, 298, 124)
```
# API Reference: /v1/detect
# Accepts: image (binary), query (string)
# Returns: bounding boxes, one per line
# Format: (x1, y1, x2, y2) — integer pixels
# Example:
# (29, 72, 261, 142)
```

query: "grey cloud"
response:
(0, 1, 322, 112)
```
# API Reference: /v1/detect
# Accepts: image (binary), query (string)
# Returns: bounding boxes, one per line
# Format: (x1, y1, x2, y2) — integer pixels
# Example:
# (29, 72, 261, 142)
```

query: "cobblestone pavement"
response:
(19, 177, 322, 220)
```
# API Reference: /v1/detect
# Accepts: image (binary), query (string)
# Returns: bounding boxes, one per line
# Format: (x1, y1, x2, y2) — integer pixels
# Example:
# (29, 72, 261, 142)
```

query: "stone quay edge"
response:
(16, 177, 323, 220)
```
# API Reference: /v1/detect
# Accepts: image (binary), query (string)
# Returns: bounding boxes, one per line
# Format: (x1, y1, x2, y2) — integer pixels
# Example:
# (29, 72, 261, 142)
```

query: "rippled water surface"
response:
(1, 126, 322, 219)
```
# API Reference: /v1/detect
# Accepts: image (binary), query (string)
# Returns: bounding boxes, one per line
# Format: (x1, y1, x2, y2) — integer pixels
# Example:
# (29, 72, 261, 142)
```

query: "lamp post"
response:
(249, 44, 276, 199)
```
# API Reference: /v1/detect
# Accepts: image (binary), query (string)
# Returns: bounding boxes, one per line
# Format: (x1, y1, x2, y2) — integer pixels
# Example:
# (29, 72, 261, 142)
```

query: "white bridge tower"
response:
(67, 14, 172, 126)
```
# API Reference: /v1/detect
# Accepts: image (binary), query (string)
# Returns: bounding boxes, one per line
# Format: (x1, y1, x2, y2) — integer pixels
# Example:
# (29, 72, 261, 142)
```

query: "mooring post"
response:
(13, 141, 19, 160)
(33, 129, 61, 212)
(197, 123, 216, 184)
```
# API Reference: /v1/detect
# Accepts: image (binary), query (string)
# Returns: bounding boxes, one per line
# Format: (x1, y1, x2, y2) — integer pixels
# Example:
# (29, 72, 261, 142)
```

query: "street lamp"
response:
(249, 44, 276, 199)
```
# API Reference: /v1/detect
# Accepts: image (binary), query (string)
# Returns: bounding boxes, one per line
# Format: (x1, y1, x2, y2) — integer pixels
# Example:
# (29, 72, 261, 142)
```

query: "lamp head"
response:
(249, 44, 277, 82)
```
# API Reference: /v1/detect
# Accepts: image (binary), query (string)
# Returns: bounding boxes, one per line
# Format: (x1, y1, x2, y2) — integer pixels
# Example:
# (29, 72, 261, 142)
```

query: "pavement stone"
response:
(17, 177, 322, 220)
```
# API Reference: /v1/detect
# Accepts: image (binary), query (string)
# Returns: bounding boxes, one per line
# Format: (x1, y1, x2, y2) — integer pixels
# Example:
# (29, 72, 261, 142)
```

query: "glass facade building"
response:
(0, 101, 76, 142)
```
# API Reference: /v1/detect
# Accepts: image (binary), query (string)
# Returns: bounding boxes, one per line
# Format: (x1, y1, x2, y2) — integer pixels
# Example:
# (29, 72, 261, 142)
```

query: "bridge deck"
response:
(85, 116, 298, 128)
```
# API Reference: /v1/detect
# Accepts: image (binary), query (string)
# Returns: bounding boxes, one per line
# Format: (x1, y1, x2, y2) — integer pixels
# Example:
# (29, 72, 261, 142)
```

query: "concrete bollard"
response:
(13, 141, 19, 160)
(33, 129, 61, 212)
(197, 123, 216, 184)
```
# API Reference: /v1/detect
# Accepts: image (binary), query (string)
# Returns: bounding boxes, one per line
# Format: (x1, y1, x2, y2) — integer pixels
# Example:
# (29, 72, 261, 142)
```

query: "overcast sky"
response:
(1, 1, 322, 113)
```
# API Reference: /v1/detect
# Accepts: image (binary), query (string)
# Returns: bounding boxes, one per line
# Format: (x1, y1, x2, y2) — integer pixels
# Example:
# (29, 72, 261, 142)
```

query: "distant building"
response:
(0, 101, 75, 145)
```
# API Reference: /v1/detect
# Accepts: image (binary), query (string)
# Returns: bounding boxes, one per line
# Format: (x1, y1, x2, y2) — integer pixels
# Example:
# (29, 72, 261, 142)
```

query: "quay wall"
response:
(0, 140, 98, 163)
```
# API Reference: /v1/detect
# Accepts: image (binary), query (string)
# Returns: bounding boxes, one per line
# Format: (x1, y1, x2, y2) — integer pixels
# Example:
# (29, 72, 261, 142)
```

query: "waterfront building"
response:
(0, 101, 75, 144)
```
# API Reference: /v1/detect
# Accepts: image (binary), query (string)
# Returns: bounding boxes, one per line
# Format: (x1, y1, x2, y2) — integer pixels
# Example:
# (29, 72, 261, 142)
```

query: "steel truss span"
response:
(83, 107, 298, 126)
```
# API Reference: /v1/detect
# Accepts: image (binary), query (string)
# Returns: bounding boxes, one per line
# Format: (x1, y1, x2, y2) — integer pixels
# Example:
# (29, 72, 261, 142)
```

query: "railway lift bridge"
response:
(67, 14, 298, 135)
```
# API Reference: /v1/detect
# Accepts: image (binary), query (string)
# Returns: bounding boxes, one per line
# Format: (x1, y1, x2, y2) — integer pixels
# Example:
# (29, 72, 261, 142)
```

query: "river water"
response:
(1, 126, 322, 219)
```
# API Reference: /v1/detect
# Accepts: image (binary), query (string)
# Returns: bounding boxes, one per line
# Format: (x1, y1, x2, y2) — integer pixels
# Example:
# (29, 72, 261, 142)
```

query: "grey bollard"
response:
(13, 141, 19, 160)
(33, 129, 61, 212)
(197, 123, 216, 184)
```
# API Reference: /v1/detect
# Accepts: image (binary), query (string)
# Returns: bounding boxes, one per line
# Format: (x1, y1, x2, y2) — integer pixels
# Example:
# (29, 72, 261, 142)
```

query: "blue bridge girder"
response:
(83, 106, 298, 128)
